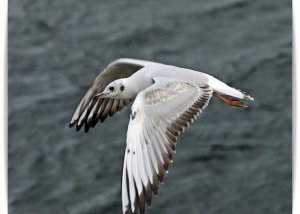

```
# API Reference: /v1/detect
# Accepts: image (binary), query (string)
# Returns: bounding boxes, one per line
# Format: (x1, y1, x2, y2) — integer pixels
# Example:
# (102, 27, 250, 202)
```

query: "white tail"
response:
(206, 75, 254, 101)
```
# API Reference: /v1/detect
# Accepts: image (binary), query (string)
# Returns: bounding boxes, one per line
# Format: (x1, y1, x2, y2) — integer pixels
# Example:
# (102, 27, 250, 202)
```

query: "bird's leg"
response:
(213, 92, 248, 108)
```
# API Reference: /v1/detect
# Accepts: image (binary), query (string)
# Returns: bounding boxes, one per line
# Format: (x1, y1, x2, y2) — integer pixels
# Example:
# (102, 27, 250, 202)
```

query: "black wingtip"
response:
(69, 119, 78, 128)
(76, 123, 83, 131)
(84, 124, 91, 133)
(99, 115, 107, 123)
(70, 122, 91, 133)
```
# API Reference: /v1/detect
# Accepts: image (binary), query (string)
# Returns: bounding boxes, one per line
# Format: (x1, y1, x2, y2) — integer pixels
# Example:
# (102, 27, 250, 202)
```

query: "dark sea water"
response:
(8, 0, 292, 214)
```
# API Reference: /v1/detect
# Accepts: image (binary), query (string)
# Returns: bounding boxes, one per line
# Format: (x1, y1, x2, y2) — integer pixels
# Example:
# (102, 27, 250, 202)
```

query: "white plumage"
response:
(69, 58, 254, 214)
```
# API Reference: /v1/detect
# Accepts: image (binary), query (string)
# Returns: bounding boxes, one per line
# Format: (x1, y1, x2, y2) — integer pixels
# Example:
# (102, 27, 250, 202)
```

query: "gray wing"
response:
(122, 78, 213, 214)
(69, 58, 159, 132)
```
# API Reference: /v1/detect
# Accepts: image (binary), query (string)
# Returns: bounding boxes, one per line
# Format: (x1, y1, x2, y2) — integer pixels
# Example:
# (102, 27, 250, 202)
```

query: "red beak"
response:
(93, 92, 107, 100)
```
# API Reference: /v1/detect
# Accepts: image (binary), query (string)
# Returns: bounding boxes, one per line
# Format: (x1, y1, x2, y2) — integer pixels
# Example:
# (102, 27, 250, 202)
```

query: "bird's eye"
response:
(109, 86, 114, 91)
(120, 85, 125, 91)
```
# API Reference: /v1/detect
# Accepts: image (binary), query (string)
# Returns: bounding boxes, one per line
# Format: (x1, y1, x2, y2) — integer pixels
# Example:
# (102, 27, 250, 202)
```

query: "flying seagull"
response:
(69, 58, 254, 214)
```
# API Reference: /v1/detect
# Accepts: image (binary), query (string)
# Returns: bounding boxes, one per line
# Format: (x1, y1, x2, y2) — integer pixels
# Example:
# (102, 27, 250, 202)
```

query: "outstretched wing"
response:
(69, 58, 160, 132)
(122, 78, 213, 214)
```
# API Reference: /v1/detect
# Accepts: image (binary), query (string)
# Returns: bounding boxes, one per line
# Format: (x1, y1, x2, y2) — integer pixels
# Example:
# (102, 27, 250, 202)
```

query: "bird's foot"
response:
(213, 92, 248, 108)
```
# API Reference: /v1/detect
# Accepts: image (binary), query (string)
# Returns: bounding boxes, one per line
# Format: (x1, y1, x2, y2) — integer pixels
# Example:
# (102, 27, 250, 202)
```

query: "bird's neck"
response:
(123, 75, 153, 99)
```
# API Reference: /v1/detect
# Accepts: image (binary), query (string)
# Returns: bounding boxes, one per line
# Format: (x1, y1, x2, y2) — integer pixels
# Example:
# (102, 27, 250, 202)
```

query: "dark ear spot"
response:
(120, 85, 125, 91)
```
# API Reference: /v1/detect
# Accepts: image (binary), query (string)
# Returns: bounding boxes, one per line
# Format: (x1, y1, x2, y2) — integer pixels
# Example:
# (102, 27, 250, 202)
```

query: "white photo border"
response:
(1, 1, 297, 214)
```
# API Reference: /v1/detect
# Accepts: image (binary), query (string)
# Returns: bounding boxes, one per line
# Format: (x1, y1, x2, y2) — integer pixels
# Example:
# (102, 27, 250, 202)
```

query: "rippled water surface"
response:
(8, 0, 292, 213)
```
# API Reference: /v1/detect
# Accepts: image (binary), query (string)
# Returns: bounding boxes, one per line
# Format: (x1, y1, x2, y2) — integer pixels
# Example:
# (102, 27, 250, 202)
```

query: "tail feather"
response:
(207, 75, 254, 101)
(233, 87, 254, 101)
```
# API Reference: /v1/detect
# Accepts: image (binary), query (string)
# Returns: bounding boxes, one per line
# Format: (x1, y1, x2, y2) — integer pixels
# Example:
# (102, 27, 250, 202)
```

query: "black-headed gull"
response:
(69, 58, 254, 214)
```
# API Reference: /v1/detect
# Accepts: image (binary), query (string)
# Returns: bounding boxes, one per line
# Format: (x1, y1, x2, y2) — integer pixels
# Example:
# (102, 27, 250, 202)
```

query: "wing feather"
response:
(122, 79, 213, 214)
(69, 59, 150, 132)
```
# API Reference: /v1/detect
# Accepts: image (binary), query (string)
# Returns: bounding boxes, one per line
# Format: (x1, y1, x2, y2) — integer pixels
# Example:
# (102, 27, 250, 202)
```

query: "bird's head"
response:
(94, 79, 127, 99)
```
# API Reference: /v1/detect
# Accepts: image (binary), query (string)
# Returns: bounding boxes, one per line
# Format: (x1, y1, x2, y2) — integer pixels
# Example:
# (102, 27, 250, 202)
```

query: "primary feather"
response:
(69, 58, 254, 214)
